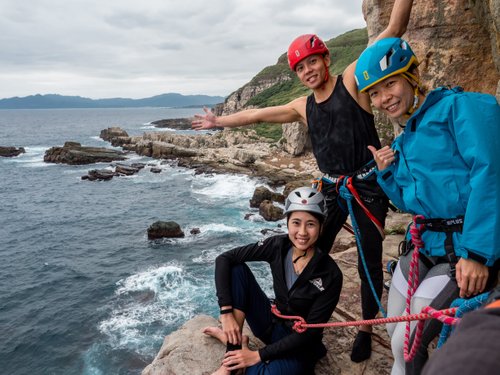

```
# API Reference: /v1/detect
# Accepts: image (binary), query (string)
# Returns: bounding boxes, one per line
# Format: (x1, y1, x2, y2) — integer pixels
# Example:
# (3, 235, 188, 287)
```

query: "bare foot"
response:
(203, 326, 227, 345)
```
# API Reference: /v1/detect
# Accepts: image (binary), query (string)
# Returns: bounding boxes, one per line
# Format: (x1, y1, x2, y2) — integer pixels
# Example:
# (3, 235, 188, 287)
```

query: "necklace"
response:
(292, 248, 313, 275)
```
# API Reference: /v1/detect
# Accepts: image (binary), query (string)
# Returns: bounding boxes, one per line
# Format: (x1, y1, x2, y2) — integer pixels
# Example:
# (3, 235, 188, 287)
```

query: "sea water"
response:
(0, 108, 279, 375)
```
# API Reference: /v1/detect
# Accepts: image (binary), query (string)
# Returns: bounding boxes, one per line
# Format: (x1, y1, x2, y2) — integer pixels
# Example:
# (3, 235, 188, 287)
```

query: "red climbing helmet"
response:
(287, 34, 329, 71)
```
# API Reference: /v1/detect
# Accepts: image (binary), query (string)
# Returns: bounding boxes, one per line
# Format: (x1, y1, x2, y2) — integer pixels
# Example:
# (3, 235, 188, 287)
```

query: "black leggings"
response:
(317, 184, 388, 320)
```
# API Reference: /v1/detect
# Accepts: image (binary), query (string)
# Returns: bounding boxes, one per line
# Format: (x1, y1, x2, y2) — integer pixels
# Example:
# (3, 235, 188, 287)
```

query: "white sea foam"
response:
(6, 146, 54, 167)
(100, 263, 213, 353)
(191, 174, 261, 206)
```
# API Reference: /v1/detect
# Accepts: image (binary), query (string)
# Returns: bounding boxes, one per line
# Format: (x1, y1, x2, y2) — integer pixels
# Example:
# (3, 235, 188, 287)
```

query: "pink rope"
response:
(270, 305, 459, 334)
(403, 215, 426, 362)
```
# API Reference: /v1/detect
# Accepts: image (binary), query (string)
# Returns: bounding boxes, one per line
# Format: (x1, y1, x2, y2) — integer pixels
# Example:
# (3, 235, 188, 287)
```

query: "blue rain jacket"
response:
(376, 87, 500, 266)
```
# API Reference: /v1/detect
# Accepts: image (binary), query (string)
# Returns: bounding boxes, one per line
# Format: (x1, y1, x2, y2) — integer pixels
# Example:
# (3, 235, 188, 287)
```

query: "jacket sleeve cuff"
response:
(455, 247, 494, 266)
(258, 348, 271, 362)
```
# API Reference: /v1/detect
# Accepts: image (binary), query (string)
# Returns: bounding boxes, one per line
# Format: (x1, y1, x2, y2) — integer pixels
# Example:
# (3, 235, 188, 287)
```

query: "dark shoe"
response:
(350, 331, 372, 362)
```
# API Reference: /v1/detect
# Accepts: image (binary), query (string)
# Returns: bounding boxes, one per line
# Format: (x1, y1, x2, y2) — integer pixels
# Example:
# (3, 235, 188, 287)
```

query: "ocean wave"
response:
(191, 174, 261, 204)
(99, 263, 213, 354)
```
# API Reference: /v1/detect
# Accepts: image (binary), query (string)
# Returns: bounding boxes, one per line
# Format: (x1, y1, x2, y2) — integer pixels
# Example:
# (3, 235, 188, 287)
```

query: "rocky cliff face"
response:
(364, 0, 500, 101)
(214, 72, 292, 115)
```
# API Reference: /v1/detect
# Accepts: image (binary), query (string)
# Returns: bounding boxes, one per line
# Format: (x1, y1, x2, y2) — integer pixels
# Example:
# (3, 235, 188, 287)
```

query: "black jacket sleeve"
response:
(215, 235, 282, 307)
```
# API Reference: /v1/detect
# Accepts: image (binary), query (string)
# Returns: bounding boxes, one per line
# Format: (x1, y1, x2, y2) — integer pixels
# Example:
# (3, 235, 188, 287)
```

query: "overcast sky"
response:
(0, 0, 366, 99)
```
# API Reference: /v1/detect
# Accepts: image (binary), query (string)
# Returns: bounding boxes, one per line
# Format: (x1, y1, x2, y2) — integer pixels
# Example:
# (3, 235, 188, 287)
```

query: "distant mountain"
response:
(0, 93, 225, 109)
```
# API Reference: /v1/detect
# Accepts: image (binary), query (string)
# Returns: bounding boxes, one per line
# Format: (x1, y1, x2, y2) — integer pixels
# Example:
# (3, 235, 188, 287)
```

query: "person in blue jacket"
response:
(203, 187, 342, 375)
(354, 37, 500, 375)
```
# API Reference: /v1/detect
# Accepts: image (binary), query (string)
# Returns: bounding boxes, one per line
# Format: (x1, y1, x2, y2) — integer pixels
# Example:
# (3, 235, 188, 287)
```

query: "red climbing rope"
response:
(270, 304, 459, 334)
(403, 215, 426, 362)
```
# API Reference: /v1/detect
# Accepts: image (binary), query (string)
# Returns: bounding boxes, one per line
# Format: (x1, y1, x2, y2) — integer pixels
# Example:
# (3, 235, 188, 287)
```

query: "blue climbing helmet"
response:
(355, 37, 419, 93)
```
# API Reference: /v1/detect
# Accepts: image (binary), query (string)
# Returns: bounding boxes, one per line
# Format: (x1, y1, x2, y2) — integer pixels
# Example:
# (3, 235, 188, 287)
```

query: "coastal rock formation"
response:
(104, 127, 319, 186)
(363, 0, 500, 100)
(151, 118, 192, 130)
(44, 141, 127, 165)
(281, 122, 312, 156)
(249, 186, 285, 208)
(100, 127, 131, 147)
(81, 169, 115, 181)
(0, 146, 25, 157)
(147, 221, 185, 240)
(81, 162, 146, 181)
(214, 74, 292, 116)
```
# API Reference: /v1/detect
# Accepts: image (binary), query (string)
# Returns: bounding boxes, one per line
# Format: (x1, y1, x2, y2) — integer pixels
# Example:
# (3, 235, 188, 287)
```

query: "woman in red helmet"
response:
(193, 0, 414, 363)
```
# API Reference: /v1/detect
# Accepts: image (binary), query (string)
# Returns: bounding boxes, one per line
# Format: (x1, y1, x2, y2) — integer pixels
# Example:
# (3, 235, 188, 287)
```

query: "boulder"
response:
(115, 164, 141, 176)
(142, 315, 264, 375)
(148, 221, 185, 239)
(249, 186, 285, 208)
(44, 142, 127, 165)
(81, 169, 115, 181)
(258, 200, 284, 222)
(0, 146, 25, 157)
(281, 121, 311, 156)
(100, 127, 129, 141)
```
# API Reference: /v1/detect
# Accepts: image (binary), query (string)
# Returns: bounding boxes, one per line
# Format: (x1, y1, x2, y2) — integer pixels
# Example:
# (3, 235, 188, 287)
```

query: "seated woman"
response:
(204, 187, 343, 375)
(354, 38, 500, 374)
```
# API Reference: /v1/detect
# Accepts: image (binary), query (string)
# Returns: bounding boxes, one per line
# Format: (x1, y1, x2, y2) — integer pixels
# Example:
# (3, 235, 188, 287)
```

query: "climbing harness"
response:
(312, 160, 387, 317)
(403, 214, 465, 362)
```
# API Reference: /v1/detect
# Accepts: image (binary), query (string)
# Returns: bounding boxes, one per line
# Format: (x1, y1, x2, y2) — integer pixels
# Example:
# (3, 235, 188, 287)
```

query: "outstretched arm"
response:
(374, 0, 414, 42)
(343, 0, 414, 110)
(191, 96, 307, 130)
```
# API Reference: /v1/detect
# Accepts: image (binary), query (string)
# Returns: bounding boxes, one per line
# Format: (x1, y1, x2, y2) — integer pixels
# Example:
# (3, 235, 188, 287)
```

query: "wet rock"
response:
(0, 146, 25, 157)
(259, 200, 284, 222)
(249, 186, 284, 208)
(100, 127, 130, 147)
(190, 228, 200, 235)
(151, 118, 192, 130)
(150, 167, 162, 174)
(147, 221, 185, 239)
(130, 163, 146, 170)
(115, 164, 141, 176)
(81, 169, 115, 181)
(44, 141, 126, 165)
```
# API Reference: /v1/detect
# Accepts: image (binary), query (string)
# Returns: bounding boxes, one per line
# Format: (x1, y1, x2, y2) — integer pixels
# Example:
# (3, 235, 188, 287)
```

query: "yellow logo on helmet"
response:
(363, 71, 370, 80)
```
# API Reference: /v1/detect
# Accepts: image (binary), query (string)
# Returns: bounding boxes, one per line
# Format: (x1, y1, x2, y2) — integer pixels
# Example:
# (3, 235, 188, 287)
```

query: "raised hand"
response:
(368, 145, 396, 171)
(192, 107, 218, 130)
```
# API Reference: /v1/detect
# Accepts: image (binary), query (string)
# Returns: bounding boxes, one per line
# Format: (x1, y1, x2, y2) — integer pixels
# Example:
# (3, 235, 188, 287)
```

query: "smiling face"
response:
(367, 74, 415, 119)
(287, 211, 322, 252)
(295, 54, 329, 90)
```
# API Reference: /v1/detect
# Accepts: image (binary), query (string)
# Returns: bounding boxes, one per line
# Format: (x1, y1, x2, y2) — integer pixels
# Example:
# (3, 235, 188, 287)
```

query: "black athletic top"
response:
(215, 234, 342, 362)
(306, 75, 381, 175)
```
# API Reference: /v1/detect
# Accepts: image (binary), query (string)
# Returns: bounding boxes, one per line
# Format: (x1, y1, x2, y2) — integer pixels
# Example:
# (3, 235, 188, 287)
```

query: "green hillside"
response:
(234, 28, 368, 140)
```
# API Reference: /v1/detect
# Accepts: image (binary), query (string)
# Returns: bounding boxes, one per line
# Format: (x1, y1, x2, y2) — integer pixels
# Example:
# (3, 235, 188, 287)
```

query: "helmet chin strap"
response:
(323, 60, 330, 83)
(402, 72, 421, 116)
